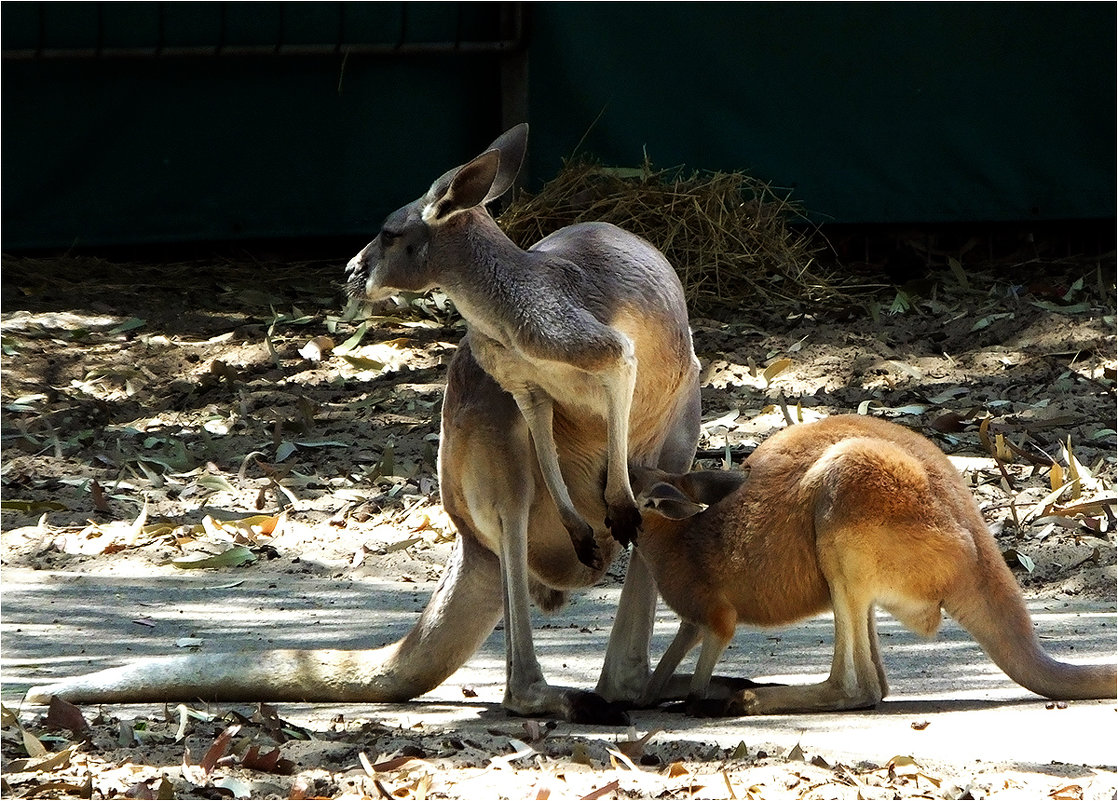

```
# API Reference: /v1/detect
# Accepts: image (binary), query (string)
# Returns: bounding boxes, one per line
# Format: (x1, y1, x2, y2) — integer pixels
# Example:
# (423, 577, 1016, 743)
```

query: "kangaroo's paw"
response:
(567, 521, 603, 570)
(566, 690, 631, 726)
(605, 502, 642, 547)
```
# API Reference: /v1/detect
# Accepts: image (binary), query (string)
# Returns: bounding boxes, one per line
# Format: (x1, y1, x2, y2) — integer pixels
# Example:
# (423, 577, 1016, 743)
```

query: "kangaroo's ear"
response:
(639, 482, 706, 521)
(678, 468, 748, 506)
(481, 123, 528, 204)
(425, 149, 501, 222)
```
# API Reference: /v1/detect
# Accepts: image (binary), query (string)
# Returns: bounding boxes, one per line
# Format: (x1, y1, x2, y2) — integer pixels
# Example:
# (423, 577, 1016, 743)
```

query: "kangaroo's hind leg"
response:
(495, 483, 624, 723)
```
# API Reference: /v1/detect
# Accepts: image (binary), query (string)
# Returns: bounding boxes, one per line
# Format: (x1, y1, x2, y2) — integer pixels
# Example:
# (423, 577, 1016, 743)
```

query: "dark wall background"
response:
(2, 2, 1114, 251)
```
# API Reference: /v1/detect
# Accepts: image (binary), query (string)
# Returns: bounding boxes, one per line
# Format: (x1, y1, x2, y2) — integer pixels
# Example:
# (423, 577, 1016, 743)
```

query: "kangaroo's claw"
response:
(568, 522, 603, 570)
(606, 503, 643, 547)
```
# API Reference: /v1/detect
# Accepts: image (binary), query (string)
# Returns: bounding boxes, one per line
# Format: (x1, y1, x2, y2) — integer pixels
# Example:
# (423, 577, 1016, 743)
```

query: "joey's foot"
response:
(725, 690, 763, 716)
(683, 695, 744, 718)
(605, 503, 642, 547)
(567, 691, 631, 726)
(567, 522, 603, 570)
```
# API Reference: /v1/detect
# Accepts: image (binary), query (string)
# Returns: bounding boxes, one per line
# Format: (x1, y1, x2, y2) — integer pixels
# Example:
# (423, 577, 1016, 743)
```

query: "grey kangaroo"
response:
(27, 124, 702, 723)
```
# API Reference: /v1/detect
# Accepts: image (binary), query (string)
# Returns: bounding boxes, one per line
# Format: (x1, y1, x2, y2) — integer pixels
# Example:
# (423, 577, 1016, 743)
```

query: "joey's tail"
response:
(26, 533, 504, 705)
(945, 531, 1116, 701)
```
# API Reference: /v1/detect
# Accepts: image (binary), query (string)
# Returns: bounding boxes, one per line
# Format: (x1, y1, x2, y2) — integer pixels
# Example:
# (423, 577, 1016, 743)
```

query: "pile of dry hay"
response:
(498, 159, 842, 316)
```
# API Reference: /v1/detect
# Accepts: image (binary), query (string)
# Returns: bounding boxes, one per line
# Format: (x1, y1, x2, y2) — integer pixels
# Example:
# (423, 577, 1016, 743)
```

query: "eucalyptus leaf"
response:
(339, 354, 386, 372)
(276, 441, 298, 461)
(171, 546, 257, 570)
(108, 317, 146, 335)
(1, 499, 68, 513)
(195, 474, 237, 493)
(335, 322, 369, 355)
(762, 358, 792, 387)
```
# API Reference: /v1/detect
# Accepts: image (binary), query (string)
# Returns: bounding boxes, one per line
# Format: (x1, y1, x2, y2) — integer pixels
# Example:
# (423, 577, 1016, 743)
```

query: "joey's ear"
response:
(481, 123, 528, 204)
(426, 149, 501, 222)
(678, 468, 748, 506)
(639, 482, 706, 521)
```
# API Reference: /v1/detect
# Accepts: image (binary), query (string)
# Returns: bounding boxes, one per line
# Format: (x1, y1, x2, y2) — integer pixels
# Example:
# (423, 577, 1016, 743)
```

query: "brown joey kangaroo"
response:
(632, 414, 1117, 714)
(26, 125, 702, 723)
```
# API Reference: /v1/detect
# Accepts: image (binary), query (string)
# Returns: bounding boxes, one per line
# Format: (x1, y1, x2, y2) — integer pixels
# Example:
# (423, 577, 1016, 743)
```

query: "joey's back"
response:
(636, 416, 990, 629)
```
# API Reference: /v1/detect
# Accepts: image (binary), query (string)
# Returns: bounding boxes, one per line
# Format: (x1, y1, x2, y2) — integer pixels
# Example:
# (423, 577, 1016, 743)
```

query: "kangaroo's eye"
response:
(381, 229, 401, 246)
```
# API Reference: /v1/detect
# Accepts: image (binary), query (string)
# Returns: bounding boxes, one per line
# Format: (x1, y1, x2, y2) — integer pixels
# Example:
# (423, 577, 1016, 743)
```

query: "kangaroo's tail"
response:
(945, 526, 1116, 701)
(26, 532, 503, 705)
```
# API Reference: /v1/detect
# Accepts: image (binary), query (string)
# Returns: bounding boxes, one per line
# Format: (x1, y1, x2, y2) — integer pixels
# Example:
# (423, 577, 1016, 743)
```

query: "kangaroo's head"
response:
(345, 123, 529, 302)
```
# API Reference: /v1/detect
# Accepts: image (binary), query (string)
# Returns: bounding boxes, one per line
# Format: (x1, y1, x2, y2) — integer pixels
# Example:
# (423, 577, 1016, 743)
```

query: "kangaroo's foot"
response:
(566, 690, 631, 725)
(505, 682, 630, 725)
(605, 502, 642, 547)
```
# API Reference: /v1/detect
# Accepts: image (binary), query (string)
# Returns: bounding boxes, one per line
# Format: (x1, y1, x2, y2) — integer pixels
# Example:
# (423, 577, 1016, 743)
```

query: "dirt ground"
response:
(1, 233, 1116, 799)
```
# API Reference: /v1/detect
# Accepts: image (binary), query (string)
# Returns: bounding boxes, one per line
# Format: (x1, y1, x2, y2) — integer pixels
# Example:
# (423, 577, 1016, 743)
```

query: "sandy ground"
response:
(2, 246, 1115, 798)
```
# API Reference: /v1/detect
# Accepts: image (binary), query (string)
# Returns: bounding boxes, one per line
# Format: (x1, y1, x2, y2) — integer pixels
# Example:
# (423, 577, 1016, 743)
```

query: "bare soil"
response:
(1, 240, 1115, 799)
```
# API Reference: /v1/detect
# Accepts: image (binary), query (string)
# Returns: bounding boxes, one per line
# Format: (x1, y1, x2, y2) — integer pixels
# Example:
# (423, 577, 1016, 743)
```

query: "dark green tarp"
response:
(2, 2, 1113, 250)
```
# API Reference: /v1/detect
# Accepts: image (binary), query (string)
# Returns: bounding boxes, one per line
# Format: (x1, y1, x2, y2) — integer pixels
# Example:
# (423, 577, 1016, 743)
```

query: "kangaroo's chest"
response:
(468, 329, 611, 418)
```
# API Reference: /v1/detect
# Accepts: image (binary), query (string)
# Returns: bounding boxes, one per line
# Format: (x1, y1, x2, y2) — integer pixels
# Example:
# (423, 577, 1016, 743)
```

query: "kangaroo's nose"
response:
(345, 251, 366, 281)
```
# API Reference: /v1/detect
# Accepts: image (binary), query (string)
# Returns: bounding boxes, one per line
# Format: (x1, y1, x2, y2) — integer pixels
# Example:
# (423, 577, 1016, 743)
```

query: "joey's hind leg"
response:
(640, 620, 702, 706)
(731, 584, 885, 715)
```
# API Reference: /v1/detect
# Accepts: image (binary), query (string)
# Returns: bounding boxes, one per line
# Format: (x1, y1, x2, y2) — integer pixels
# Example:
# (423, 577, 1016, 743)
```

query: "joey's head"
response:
(630, 464, 749, 526)
(345, 123, 529, 303)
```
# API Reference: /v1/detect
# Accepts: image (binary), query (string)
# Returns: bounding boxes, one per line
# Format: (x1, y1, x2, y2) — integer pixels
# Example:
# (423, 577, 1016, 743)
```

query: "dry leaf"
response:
(241, 745, 295, 775)
(298, 335, 335, 361)
(44, 695, 90, 737)
(606, 747, 641, 772)
(8, 746, 75, 774)
(887, 754, 920, 778)
(200, 723, 241, 774)
(383, 536, 422, 554)
(90, 479, 111, 513)
(722, 769, 738, 800)
(978, 417, 994, 454)
(666, 761, 689, 778)
(171, 545, 257, 569)
(370, 755, 420, 773)
(930, 411, 968, 433)
(581, 779, 620, 800)
(615, 728, 660, 762)
(1050, 461, 1066, 492)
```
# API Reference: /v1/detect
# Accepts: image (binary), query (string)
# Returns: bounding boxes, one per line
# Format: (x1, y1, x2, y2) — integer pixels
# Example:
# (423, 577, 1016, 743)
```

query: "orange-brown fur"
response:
(634, 415, 1117, 714)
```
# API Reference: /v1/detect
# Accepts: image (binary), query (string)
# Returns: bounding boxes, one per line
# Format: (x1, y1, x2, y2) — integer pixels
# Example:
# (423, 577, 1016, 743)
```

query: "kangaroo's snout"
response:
(344, 247, 373, 299)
